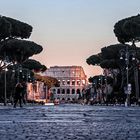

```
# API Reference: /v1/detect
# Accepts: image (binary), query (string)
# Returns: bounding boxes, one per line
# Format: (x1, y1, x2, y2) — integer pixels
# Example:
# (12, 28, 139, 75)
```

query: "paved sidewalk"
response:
(0, 104, 140, 140)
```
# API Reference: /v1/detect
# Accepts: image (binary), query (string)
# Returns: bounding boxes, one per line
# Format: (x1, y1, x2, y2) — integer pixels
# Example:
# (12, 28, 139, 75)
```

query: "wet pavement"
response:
(0, 104, 140, 140)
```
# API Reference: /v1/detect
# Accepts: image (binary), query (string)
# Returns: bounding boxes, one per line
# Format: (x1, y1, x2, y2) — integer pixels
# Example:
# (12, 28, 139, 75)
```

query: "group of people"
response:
(82, 84, 108, 105)
(13, 81, 27, 108)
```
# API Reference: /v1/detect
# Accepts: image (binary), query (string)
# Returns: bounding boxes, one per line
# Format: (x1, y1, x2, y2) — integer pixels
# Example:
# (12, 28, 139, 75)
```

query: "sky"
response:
(0, 0, 140, 78)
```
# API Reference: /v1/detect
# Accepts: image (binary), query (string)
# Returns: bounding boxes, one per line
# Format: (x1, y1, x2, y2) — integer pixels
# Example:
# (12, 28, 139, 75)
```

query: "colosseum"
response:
(44, 66, 87, 101)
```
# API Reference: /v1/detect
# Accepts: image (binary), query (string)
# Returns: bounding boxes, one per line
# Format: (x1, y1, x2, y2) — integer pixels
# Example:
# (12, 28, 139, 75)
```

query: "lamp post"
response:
(120, 46, 136, 106)
(98, 76, 103, 103)
(3, 55, 9, 106)
(3, 55, 16, 106)
(104, 77, 108, 102)
(10, 68, 15, 104)
(4, 68, 8, 106)
(93, 79, 97, 101)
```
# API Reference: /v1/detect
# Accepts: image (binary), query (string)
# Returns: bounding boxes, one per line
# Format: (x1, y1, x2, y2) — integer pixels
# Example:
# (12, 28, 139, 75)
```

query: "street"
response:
(0, 104, 140, 140)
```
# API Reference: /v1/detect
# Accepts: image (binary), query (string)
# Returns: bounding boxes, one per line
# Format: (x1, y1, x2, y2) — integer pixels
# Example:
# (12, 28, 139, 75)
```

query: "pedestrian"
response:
(13, 83, 23, 108)
(21, 81, 27, 105)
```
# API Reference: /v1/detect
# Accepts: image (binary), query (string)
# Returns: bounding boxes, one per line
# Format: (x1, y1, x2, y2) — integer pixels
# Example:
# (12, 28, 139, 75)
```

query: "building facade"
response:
(27, 81, 47, 102)
(44, 66, 87, 101)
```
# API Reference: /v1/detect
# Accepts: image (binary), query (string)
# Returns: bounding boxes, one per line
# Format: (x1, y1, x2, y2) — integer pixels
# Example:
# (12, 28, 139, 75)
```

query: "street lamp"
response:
(3, 55, 9, 106)
(4, 68, 8, 106)
(104, 77, 108, 102)
(119, 46, 136, 106)
(98, 76, 104, 103)
(92, 79, 98, 101)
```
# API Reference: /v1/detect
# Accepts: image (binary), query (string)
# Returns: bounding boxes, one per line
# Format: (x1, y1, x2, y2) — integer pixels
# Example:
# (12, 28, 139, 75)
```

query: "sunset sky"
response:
(0, 0, 140, 78)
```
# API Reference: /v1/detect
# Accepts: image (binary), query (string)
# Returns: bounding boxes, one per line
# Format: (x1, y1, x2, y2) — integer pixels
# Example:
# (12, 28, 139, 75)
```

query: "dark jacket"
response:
(15, 84, 23, 99)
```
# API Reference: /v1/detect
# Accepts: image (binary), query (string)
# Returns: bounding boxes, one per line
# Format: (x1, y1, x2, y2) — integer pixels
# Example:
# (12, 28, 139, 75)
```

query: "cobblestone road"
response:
(0, 104, 140, 140)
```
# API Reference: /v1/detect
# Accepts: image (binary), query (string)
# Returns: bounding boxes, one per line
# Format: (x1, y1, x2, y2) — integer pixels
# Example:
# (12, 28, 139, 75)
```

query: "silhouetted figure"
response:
(13, 83, 23, 108)
(21, 81, 27, 105)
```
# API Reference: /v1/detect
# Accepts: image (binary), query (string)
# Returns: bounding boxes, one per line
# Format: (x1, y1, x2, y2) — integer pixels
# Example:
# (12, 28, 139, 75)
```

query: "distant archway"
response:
(62, 89, 65, 94)
(57, 89, 60, 94)
(72, 98, 75, 101)
(72, 89, 75, 94)
(53, 89, 56, 94)
(77, 89, 80, 94)
(67, 89, 70, 94)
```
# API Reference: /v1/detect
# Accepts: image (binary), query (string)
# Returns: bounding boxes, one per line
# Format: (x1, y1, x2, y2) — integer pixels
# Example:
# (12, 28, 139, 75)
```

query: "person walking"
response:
(13, 83, 23, 108)
(21, 81, 27, 105)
